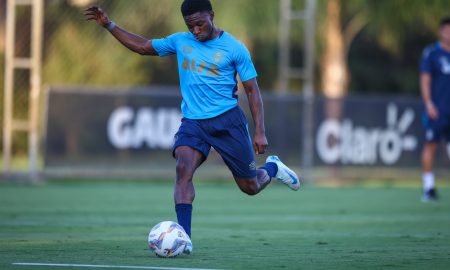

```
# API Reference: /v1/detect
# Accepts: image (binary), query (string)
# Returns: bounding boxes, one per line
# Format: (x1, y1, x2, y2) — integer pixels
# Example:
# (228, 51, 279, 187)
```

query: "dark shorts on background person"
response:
(423, 112, 450, 142)
(173, 106, 257, 178)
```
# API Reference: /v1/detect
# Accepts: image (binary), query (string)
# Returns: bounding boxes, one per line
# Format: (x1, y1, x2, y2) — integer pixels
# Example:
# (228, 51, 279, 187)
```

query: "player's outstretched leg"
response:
(266, 155, 301, 190)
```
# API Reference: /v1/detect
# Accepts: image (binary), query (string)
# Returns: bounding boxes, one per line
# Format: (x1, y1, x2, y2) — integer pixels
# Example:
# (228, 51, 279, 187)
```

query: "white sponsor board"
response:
(107, 106, 181, 150)
(316, 104, 418, 165)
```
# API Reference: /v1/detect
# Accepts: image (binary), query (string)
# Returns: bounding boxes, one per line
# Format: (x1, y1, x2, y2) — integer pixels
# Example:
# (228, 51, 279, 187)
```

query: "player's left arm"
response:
(242, 78, 268, 155)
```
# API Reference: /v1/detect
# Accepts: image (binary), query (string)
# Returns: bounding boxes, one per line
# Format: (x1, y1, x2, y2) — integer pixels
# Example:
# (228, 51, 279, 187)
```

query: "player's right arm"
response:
(420, 73, 438, 120)
(85, 6, 157, 56)
(420, 46, 438, 120)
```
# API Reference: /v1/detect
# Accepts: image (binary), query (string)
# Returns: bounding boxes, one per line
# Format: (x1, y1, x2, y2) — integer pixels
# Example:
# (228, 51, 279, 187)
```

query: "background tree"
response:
(2, 0, 449, 95)
(0, 0, 5, 53)
(319, 0, 449, 98)
(43, 0, 176, 86)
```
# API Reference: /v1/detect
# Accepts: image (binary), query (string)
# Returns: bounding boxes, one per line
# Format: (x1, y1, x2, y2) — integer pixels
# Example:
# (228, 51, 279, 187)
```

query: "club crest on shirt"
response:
(439, 56, 450, 74)
(213, 51, 223, 63)
(183, 46, 193, 54)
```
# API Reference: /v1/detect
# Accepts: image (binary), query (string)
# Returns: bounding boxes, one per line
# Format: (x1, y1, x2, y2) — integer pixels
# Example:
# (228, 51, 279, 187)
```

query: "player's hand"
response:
(425, 101, 439, 120)
(253, 132, 268, 155)
(84, 6, 111, 27)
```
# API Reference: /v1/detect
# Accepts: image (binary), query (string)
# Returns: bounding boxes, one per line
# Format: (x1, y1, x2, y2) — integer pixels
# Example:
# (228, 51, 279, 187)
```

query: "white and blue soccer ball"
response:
(148, 221, 192, 257)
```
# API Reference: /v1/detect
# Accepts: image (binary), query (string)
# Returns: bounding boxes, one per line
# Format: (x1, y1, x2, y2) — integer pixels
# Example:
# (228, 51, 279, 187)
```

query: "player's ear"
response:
(209, 11, 214, 21)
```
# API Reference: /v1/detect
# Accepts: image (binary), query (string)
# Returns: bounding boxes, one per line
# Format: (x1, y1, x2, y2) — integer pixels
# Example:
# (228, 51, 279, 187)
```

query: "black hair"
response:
(440, 16, 450, 27)
(181, 0, 213, 17)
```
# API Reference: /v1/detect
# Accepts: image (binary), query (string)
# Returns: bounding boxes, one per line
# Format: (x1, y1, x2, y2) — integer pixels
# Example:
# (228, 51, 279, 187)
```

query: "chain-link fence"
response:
(42, 0, 287, 87)
(0, 0, 292, 173)
(3, 1, 447, 183)
(1, 0, 297, 173)
(1, 1, 32, 171)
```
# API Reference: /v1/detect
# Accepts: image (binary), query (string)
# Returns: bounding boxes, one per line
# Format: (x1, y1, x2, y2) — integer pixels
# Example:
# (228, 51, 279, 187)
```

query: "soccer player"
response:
(85, 0, 301, 252)
(419, 17, 450, 202)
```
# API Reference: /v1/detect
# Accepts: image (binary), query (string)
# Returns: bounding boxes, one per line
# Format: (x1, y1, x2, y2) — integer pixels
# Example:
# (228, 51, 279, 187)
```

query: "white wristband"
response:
(106, 21, 116, 32)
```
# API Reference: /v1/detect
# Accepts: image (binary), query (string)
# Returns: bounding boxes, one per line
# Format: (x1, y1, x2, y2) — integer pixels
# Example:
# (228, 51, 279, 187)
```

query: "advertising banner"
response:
(314, 97, 429, 166)
(45, 87, 450, 178)
(45, 87, 182, 173)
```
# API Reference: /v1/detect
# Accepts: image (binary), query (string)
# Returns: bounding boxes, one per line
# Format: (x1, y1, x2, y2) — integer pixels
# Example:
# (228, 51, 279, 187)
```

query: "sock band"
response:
(175, 203, 193, 238)
(260, 162, 278, 178)
(422, 172, 435, 191)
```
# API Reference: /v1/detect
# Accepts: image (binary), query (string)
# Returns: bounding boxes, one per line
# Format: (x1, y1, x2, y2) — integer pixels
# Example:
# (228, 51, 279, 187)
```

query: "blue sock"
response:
(175, 203, 192, 238)
(259, 162, 278, 178)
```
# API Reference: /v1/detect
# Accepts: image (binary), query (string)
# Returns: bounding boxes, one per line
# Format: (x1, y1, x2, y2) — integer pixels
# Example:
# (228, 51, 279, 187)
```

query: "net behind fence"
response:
(1, 0, 285, 173)
(2, 1, 448, 184)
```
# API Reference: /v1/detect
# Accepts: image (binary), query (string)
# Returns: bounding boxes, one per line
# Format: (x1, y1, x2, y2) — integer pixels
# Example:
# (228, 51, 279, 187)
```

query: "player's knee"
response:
(238, 183, 259, 196)
(244, 189, 258, 196)
(176, 161, 195, 181)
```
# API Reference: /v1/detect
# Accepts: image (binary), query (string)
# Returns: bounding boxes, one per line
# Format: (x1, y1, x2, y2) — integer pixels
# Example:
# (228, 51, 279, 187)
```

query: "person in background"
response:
(419, 16, 450, 201)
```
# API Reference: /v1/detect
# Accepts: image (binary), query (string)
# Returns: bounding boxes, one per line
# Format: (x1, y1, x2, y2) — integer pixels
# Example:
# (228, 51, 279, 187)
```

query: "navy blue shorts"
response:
(423, 112, 450, 143)
(173, 106, 257, 178)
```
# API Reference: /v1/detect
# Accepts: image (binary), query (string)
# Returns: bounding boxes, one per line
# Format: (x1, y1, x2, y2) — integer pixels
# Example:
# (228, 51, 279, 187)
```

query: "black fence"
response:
(45, 86, 450, 180)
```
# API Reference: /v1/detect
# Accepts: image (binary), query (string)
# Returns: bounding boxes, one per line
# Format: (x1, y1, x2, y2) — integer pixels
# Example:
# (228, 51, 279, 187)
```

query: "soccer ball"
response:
(148, 221, 192, 257)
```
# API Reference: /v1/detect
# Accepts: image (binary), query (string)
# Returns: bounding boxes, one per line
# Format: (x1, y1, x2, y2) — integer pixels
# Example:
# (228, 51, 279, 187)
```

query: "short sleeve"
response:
(420, 46, 433, 74)
(234, 43, 257, 82)
(151, 33, 180, 57)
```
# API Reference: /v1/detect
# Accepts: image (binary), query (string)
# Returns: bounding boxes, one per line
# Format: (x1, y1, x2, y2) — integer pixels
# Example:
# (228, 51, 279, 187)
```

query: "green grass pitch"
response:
(1, 180, 449, 270)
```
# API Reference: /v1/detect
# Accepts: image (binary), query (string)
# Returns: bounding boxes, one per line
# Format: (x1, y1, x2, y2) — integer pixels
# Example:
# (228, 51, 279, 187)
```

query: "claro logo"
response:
(316, 104, 418, 165)
(107, 106, 181, 149)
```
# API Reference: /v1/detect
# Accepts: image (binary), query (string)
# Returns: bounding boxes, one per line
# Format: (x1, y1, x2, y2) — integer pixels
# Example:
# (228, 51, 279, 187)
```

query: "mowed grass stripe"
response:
(1, 181, 449, 269)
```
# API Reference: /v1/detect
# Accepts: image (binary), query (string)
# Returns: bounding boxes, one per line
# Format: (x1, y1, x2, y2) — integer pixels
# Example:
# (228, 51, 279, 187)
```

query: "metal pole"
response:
(304, 0, 316, 95)
(277, 0, 290, 94)
(3, 0, 16, 174)
(29, 0, 43, 179)
(301, 0, 316, 183)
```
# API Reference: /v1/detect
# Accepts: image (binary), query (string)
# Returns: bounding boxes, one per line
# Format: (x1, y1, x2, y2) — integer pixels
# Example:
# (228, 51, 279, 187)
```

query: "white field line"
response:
(12, 262, 224, 270)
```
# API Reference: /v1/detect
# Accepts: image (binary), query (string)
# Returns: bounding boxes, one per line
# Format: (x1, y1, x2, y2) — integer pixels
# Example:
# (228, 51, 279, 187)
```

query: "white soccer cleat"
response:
(266, 155, 301, 191)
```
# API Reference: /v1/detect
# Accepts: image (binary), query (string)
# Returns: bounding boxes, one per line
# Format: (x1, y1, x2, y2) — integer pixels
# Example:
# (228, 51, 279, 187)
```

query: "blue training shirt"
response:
(152, 31, 257, 119)
(420, 42, 450, 115)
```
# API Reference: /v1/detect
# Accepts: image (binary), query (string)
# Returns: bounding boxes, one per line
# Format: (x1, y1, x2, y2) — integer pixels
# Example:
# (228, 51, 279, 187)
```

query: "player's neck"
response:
(440, 41, 450, 52)
(209, 26, 221, 40)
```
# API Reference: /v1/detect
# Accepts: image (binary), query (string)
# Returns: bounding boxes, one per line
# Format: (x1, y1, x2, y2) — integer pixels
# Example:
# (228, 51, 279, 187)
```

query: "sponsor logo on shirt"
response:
(181, 57, 220, 76)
